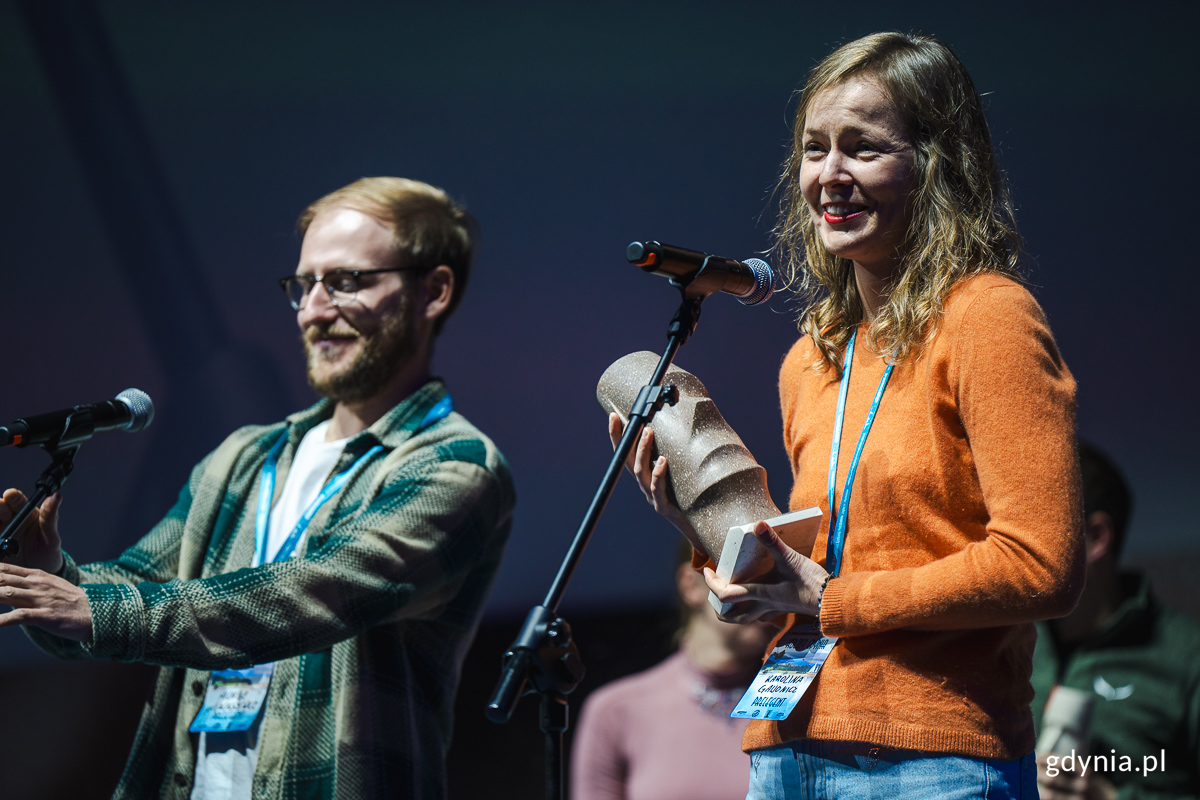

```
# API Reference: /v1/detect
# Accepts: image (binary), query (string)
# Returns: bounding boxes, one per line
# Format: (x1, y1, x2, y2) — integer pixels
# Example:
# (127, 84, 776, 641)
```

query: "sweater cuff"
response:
(57, 551, 81, 585)
(818, 576, 846, 636)
(81, 582, 148, 661)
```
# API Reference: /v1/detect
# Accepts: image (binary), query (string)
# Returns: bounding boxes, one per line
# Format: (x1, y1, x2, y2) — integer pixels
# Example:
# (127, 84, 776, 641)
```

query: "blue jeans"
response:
(746, 739, 1037, 799)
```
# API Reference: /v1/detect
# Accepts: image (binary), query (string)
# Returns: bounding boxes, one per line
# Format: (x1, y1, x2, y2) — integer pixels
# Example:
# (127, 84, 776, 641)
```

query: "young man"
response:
(1034, 441, 1200, 799)
(0, 177, 515, 799)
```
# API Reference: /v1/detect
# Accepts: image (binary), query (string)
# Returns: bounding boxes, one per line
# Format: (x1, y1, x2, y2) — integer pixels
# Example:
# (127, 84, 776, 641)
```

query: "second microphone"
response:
(626, 241, 775, 306)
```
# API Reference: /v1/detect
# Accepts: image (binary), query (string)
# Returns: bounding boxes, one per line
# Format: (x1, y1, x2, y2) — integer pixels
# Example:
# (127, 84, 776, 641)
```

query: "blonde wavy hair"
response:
(774, 32, 1022, 371)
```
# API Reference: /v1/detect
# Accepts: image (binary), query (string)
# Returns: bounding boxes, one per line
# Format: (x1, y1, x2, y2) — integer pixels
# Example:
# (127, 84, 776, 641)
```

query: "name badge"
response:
(189, 663, 274, 733)
(731, 624, 836, 721)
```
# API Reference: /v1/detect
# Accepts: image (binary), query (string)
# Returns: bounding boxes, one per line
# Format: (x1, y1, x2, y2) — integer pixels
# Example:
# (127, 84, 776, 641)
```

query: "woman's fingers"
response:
(703, 567, 751, 603)
(703, 566, 728, 594)
(607, 412, 623, 451)
(609, 413, 656, 488)
(704, 567, 788, 623)
(705, 535, 825, 619)
(633, 426, 653, 473)
(753, 520, 828, 601)
(629, 427, 659, 501)
(608, 412, 641, 470)
(608, 414, 694, 535)
(754, 521, 804, 571)
(648, 453, 671, 504)
(753, 520, 784, 550)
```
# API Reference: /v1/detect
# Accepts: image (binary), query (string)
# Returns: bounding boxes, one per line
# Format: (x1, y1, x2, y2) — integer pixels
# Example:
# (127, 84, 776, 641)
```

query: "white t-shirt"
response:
(191, 420, 348, 800)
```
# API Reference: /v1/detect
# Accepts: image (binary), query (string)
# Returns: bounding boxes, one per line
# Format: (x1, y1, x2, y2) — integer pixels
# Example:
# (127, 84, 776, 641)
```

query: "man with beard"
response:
(0, 177, 515, 800)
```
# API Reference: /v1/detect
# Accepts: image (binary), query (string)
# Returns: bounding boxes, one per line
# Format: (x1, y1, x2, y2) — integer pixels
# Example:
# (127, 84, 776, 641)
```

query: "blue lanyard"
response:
(418, 394, 454, 432)
(254, 394, 454, 565)
(825, 333, 892, 577)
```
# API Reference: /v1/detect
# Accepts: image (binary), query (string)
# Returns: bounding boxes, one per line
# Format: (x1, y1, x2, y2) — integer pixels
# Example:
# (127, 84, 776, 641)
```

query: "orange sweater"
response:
(742, 274, 1085, 759)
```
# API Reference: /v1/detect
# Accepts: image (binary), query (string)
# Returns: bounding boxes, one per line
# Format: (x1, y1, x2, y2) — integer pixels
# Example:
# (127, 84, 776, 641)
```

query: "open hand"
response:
(0, 562, 92, 642)
(704, 521, 830, 624)
(0, 489, 65, 574)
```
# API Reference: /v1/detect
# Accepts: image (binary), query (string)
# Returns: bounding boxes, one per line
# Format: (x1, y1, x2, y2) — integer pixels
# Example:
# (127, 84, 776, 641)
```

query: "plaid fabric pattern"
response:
(28, 381, 515, 799)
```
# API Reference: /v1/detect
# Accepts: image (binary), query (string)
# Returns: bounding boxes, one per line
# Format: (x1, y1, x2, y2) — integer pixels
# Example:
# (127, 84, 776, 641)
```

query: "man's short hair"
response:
(297, 177, 475, 333)
(1078, 439, 1134, 559)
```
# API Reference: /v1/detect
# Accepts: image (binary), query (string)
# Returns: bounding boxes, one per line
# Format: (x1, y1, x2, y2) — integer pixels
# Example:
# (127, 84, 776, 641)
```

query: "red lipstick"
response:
(823, 208, 868, 224)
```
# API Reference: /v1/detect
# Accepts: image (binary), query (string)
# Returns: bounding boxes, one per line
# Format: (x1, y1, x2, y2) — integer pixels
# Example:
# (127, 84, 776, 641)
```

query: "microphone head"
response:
(737, 259, 776, 306)
(116, 388, 155, 433)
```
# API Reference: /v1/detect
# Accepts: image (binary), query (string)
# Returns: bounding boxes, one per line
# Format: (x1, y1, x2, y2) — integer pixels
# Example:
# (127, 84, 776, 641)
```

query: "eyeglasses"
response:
(279, 266, 421, 310)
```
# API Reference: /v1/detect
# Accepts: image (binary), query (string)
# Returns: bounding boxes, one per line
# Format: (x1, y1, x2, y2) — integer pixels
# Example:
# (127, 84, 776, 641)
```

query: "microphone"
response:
(0, 389, 155, 449)
(626, 241, 775, 306)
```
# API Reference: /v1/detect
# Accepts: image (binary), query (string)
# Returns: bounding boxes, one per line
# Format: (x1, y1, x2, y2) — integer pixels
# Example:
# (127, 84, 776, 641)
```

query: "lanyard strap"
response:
(418, 394, 454, 431)
(254, 394, 454, 565)
(825, 333, 893, 578)
(255, 437, 382, 565)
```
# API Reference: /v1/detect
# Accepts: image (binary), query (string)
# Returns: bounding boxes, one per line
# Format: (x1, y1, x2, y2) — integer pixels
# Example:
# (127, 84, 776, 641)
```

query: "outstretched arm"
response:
(34, 446, 510, 670)
(2, 454, 207, 655)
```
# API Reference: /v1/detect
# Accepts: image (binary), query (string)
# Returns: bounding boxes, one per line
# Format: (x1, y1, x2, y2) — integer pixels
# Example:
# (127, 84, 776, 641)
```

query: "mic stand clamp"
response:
(486, 605, 585, 798)
(0, 409, 92, 558)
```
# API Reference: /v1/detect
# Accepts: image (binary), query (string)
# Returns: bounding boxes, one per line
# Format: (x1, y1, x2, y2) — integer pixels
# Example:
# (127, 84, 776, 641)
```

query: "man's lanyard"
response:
(254, 394, 454, 565)
(825, 333, 893, 578)
(189, 395, 456, 736)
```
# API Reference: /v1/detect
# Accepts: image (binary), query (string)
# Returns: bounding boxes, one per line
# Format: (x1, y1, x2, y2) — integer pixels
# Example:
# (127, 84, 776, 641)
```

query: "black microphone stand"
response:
(0, 408, 98, 557)
(486, 259, 723, 800)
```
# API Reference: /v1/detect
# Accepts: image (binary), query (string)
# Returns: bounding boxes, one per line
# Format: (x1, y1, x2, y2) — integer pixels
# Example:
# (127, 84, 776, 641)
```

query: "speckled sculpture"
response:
(597, 351, 782, 569)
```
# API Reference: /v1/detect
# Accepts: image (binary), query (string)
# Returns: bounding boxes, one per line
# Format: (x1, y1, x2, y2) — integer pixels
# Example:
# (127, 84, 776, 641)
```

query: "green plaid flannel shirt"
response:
(28, 381, 515, 799)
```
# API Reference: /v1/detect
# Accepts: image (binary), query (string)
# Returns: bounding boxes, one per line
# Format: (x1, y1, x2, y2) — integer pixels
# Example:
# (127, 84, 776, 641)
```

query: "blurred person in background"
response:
(1034, 441, 1200, 799)
(571, 543, 777, 800)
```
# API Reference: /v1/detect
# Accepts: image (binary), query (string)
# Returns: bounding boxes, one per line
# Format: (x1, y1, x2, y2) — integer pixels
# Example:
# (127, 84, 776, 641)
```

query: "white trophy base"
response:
(709, 506, 823, 615)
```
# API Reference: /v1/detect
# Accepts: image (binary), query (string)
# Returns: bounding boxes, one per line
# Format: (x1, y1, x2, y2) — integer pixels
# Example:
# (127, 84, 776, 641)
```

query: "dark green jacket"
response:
(1033, 573, 1200, 799)
(28, 381, 515, 799)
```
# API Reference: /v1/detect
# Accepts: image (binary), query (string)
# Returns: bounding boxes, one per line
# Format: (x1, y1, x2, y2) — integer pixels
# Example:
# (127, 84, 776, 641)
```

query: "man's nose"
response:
(298, 280, 339, 326)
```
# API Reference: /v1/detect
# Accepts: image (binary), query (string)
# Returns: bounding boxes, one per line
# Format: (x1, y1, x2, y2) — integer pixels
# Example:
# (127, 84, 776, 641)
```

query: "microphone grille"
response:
(116, 388, 155, 433)
(737, 259, 776, 306)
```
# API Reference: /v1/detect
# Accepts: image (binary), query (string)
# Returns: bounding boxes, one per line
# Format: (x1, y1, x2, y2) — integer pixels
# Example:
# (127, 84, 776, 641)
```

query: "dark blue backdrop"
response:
(1, 0, 1196, 669)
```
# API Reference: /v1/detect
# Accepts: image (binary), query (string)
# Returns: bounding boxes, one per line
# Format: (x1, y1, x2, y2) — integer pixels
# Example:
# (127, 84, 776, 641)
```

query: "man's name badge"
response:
(731, 624, 836, 721)
(189, 663, 274, 733)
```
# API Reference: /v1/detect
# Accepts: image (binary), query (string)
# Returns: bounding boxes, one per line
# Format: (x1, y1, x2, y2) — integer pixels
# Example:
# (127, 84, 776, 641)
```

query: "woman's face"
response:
(799, 77, 916, 280)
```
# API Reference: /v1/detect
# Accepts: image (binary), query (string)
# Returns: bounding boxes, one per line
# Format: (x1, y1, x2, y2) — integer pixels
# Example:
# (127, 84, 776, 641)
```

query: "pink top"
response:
(571, 651, 754, 800)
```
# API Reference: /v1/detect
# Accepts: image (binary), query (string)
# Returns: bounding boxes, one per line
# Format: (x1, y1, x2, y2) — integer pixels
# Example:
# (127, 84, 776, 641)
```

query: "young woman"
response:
(617, 32, 1083, 799)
